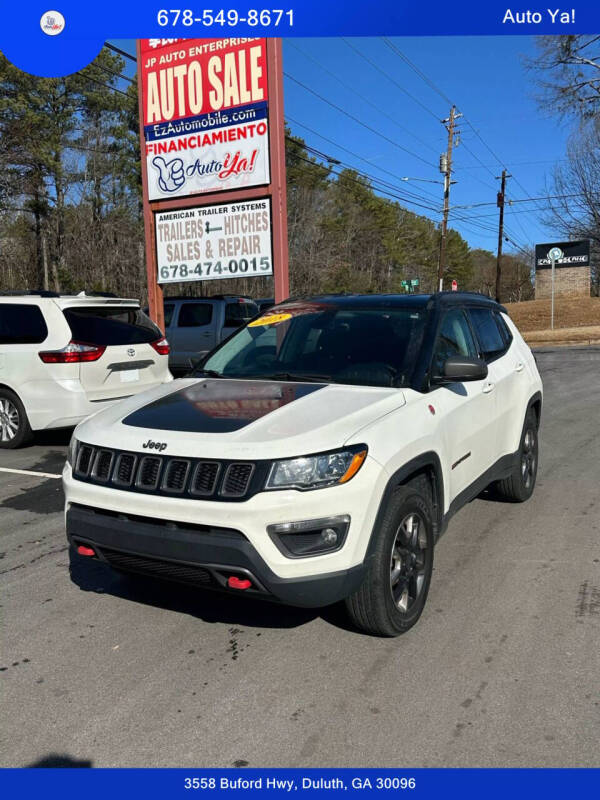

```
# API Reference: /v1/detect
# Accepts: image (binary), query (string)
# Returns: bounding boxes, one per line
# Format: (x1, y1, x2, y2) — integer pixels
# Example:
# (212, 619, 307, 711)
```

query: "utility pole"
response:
(438, 105, 461, 291)
(495, 170, 511, 302)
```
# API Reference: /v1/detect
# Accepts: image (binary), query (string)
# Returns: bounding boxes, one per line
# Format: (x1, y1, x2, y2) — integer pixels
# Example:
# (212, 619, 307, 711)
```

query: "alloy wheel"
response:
(0, 398, 19, 442)
(521, 428, 537, 489)
(389, 512, 428, 613)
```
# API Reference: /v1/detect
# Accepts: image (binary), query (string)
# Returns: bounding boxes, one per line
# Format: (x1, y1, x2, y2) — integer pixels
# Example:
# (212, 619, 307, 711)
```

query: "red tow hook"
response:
(77, 544, 96, 557)
(227, 576, 252, 590)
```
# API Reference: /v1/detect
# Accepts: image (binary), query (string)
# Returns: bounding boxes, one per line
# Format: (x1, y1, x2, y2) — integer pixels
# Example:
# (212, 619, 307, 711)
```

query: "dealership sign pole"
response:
(136, 37, 289, 331)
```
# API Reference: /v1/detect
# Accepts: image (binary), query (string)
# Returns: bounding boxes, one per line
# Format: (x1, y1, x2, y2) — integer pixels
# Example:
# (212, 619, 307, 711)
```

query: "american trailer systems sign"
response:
(155, 198, 273, 284)
(140, 38, 270, 201)
(535, 240, 591, 269)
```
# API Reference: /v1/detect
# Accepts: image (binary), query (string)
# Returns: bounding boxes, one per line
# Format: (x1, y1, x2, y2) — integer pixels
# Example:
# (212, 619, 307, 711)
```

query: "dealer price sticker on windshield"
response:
(155, 198, 273, 283)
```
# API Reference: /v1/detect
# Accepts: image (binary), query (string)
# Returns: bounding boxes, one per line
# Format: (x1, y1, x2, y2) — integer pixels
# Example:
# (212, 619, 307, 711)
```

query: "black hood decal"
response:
(122, 379, 325, 433)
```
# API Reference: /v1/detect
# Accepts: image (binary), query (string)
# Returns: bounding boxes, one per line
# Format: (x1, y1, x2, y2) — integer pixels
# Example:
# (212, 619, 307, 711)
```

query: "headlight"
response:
(265, 446, 367, 491)
(67, 434, 79, 468)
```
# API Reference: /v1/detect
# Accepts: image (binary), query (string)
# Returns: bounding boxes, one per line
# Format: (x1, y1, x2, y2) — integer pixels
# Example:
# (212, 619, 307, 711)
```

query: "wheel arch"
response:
(365, 452, 445, 561)
(0, 381, 21, 400)
(527, 391, 542, 429)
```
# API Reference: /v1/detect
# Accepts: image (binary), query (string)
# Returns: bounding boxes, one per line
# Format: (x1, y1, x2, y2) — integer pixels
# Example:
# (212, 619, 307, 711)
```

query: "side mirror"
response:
(434, 356, 488, 384)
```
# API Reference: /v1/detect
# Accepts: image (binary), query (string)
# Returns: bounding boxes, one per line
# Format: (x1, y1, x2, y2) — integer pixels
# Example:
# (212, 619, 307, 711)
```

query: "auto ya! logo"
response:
(40, 10, 65, 36)
(152, 156, 186, 194)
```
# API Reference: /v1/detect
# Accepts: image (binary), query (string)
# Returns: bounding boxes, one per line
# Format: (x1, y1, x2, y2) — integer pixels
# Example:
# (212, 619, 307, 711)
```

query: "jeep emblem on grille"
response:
(143, 439, 167, 451)
(127, 347, 136, 357)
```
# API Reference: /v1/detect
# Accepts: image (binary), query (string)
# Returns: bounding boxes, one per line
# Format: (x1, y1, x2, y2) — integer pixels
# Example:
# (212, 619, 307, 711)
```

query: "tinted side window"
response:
(177, 303, 213, 327)
(224, 301, 259, 327)
(0, 304, 48, 344)
(432, 309, 478, 376)
(494, 311, 513, 348)
(468, 308, 507, 362)
(64, 306, 160, 345)
(164, 304, 175, 328)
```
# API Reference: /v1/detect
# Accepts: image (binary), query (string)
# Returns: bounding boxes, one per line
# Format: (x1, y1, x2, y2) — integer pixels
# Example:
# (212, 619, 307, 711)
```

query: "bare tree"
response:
(529, 35, 600, 118)
(543, 119, 600, 295)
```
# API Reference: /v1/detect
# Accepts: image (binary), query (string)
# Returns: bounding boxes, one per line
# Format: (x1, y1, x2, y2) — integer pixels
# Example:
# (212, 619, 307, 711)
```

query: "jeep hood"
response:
(75, 377, 406, 460)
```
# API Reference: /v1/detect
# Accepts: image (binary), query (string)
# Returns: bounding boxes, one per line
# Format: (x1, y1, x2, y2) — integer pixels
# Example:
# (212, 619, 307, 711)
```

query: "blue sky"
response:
(116, 36, 570, 256)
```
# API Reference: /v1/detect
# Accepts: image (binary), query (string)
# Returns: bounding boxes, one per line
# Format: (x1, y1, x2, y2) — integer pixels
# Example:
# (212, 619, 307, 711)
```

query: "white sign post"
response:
(154, 198, 273, 284)
(548, 246, 563, 330)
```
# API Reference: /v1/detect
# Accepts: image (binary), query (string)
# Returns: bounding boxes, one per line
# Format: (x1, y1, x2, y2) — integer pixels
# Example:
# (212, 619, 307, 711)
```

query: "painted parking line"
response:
(0, 466, 62, 480)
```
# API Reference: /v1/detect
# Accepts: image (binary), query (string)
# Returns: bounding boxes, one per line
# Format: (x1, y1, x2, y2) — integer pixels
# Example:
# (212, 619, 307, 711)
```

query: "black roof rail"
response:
(0, 290, 122, 298)
(0, 289, 61, 297)
(162, 294, 255, 301)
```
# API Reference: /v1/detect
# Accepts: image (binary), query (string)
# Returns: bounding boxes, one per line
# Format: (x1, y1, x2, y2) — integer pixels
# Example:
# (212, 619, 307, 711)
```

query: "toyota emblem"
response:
(127, 348, 136, 358)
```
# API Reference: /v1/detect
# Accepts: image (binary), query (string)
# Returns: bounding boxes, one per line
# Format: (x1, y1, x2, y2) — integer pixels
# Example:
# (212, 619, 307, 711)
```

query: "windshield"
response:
(198, 301, 426, 388)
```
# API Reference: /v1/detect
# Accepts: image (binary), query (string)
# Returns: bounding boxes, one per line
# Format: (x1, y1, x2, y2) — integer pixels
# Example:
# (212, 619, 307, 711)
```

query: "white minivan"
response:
(0, 292, 172, 448)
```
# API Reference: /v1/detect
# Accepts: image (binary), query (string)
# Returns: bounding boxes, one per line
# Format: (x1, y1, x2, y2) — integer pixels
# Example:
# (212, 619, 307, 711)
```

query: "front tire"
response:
(0, 389, 32, 449)
(495, 408, 539, 502)
(345, 482, 434, 637)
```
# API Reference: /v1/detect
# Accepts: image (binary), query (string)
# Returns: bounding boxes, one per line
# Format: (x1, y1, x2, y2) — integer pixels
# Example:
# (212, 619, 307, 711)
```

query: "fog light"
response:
(267, 515, 350, 558)
(321, 528, 338, 545)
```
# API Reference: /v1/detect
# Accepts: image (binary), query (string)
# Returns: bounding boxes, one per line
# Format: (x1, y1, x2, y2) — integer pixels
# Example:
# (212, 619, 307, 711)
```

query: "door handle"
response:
(482, 381, 495, 394)
(515, 362, 525, 372)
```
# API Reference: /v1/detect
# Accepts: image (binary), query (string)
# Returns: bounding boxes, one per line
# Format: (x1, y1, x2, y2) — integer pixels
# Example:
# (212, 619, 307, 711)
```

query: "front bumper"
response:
(66, 503, 367, 608)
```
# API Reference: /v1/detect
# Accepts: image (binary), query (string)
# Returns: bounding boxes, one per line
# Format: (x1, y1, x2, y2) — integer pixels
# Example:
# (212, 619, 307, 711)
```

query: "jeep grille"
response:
(72, 444, 257, 501)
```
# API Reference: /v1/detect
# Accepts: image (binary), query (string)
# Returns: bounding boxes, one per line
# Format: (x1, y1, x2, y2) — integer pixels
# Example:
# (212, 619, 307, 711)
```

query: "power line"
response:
(341, 39, 442, 121)
(287, 41, 439, 154)
(286, 115, 441, 203)
(292, 152, 441, 213)
(382, 38, 454, 107)
(454, 158, 568, 170)
(284, 71, 436, 168)
(83, 72, 132, 99)
(451, 193, 585, 210)
(94, 61, 135, 85)
(105, 42, 137, 63)
(288, 139, 442, 213)
(380, 40, 548, 216)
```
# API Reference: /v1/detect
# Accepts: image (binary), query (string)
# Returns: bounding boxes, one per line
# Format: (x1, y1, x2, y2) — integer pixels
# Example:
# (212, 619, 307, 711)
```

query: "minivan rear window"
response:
(64, 306, 161, 346)
(0, 304, 48, 344)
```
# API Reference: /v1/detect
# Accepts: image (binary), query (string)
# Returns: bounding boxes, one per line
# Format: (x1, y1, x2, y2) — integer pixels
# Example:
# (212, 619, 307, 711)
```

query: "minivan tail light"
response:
(150, 337, 170, 355)
(39, 340, 106, 363)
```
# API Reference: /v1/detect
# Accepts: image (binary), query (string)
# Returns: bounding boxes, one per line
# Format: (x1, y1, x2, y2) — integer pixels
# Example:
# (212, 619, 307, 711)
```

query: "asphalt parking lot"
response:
(1, 347, 598, 768)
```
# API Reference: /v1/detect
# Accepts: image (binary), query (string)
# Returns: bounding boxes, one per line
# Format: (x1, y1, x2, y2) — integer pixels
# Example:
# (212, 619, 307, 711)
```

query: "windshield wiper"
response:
(250, 372, 333, 384)
(195, 369, 224, 379)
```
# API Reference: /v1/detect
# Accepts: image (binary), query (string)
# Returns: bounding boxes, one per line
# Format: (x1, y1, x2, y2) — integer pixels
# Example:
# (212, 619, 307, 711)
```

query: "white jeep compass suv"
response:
(63, 293, 542, 636)
(0, 292, 172, 447)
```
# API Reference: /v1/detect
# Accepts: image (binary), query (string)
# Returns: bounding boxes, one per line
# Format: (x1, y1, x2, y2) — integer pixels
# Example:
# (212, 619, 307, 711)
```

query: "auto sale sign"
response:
(155, 198, 273, 284)
(140, 38, 270, 201)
